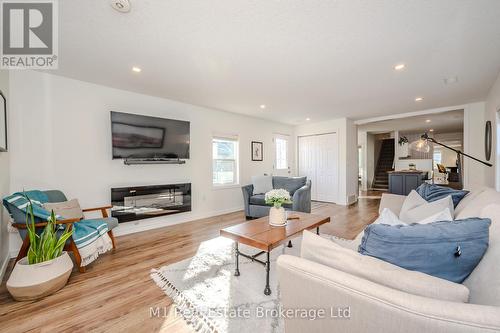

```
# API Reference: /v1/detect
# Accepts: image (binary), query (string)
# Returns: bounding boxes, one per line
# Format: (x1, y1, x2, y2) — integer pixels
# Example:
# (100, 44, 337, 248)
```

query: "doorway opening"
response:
(357, 109, 464, 194)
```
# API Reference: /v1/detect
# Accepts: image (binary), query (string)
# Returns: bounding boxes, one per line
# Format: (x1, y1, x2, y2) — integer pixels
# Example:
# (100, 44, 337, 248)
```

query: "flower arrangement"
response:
(398, 136, 409, 145)
(265, 189, 292, 208)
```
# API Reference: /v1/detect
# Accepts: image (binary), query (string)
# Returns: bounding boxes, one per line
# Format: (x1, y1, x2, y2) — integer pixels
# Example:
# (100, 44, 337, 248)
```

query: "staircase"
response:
(372, 139, 395, 190)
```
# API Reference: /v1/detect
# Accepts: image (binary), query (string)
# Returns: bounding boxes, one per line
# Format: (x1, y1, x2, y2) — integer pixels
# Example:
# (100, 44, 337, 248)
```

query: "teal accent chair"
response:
(3, 190, 118, 273)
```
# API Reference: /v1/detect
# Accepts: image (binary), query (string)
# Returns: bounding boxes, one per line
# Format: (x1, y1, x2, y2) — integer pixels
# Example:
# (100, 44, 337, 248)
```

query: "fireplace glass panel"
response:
(111, 183, 191, 222)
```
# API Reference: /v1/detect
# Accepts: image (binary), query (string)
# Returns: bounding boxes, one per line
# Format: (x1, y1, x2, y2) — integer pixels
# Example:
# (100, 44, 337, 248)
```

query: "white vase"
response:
(269, 206, 287, 226)
(6, 251, 73, 301)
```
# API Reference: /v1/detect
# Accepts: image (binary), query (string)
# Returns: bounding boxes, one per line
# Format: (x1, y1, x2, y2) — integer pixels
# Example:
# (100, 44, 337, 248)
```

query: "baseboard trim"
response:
(0, 254, 10, 281)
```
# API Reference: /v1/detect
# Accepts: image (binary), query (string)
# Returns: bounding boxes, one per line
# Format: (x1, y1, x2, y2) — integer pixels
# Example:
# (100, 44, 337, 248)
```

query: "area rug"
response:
(151, 236, 301, 333)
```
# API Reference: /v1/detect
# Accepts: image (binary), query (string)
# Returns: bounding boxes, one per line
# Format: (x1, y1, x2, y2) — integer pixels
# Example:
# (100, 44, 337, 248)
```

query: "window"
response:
(212, 137, 239, 186)
(275, 136, 289, 170)
(433, 150, 442, 169)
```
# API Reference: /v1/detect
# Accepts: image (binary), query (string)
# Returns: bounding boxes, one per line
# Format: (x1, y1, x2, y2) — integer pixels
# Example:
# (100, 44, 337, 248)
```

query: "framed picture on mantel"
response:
(251, 141, 263, 161)
(0, 91, 7, 152)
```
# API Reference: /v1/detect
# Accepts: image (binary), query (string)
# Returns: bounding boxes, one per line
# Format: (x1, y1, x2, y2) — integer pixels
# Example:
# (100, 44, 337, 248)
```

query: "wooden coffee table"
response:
(220, 211, 330, 295)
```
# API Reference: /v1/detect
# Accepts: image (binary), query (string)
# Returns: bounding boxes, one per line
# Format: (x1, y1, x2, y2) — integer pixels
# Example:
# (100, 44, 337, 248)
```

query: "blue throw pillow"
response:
(358, 218, 490, 283)
(416, 183, 469, 208)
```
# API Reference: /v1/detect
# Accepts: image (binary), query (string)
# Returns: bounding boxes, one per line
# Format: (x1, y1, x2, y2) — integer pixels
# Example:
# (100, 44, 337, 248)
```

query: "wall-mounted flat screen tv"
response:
(111, 111, 190, 159)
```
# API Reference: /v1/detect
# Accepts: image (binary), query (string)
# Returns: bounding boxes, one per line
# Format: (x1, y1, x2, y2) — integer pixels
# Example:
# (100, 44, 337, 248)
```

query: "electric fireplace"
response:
(111, 183, 191, 223)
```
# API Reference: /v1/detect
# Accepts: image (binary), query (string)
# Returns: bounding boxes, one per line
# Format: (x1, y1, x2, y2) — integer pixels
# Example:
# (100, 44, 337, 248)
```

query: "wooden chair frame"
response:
(13, 205, 116, 273)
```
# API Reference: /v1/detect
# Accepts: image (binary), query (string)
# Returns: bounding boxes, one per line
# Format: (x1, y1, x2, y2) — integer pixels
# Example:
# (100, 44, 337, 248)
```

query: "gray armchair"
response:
(242, 176, 312, 219)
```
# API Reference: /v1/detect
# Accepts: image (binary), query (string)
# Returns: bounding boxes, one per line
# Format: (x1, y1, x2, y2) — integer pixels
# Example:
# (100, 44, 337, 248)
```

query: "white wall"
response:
(358, 131, 369, 191)
(345, 119, 358, 202)
(485, 71, 500, 190)
(463, 102, 490, 190)
(394, 159, 433, 172)
(8, 70, 294, 254)
(295, 118, 358, 205)
(0, 70, 9, 279)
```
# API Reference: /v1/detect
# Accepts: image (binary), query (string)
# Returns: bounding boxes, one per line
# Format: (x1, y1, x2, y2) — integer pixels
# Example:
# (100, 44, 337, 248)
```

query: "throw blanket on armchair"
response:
(3, 191, 112, 267)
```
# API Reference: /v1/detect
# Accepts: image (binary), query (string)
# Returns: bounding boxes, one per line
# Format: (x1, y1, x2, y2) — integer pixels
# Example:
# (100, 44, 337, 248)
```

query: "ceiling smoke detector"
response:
(110, 0, 131, 13)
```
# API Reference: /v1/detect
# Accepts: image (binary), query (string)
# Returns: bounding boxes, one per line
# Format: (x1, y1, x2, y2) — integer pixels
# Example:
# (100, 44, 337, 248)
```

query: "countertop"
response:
(387, 170, 428, 174)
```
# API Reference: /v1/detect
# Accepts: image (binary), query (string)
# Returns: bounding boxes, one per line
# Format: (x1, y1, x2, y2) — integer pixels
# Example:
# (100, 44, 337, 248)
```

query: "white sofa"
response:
(277, 187, 500, 333)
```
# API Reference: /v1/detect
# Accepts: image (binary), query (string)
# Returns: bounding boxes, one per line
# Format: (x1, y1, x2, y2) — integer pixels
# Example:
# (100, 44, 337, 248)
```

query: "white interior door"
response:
(298, 133, 339, 203)
(298, 135, 316, 197)
(273, 134, 291, 176)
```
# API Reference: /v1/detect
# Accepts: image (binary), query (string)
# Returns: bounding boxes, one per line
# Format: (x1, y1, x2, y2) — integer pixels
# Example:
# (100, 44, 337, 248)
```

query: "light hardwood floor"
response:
(0, 198, 379, 333)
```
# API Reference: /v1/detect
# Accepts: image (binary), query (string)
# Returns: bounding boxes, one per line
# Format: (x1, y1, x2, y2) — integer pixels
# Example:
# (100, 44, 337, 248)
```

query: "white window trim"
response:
(212, 135, 240, 189)
(212, 183, 241, 191)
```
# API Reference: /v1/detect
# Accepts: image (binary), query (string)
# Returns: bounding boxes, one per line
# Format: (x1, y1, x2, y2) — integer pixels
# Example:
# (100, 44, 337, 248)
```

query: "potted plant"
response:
(265, 189, 292, 226)
(6, 200, 74, 301)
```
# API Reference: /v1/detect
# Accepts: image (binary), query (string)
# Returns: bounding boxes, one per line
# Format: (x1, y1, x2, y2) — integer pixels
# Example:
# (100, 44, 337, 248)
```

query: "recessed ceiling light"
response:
(394, 64, 406, 71)
(425, 119, 431, 123)
(429, 129, 434, 132)
(415, 97, 424, 102)
(132, 66, 141, 73)
(260, 104, 266, 109)
(110, 0, 131, 13)
(306, 118, 311, 121)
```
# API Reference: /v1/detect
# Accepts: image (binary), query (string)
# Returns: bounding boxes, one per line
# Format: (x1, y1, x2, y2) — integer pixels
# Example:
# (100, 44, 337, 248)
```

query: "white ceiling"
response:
(358, 110, 464, 134)
(52, 0, 500, 124)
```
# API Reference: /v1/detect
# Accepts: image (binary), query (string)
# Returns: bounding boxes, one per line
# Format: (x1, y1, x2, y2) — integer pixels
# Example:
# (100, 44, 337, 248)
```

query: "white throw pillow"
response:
(251, 175, 273, 195)
(399, 190, 454, 223)
(43, 199, 84, 220)
(301, 230, 469, 302)
(373, 208, 405, 226)
(418, 208, 453, 224)
(374, 207, 453, 226)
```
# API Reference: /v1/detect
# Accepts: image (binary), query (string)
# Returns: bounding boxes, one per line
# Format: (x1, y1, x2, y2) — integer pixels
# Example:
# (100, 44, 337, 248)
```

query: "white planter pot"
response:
(6, 251, 73, 301)
(269, 206, 287, 226)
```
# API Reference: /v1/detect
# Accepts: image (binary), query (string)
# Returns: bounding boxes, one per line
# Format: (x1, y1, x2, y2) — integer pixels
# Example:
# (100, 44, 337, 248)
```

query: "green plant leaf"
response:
(23, 197, 74, 264)
(54, 225, 73, 258)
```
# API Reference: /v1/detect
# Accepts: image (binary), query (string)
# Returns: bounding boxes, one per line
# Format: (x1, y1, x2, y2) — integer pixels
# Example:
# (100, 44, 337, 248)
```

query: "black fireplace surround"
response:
(111, 183, 191, 223)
